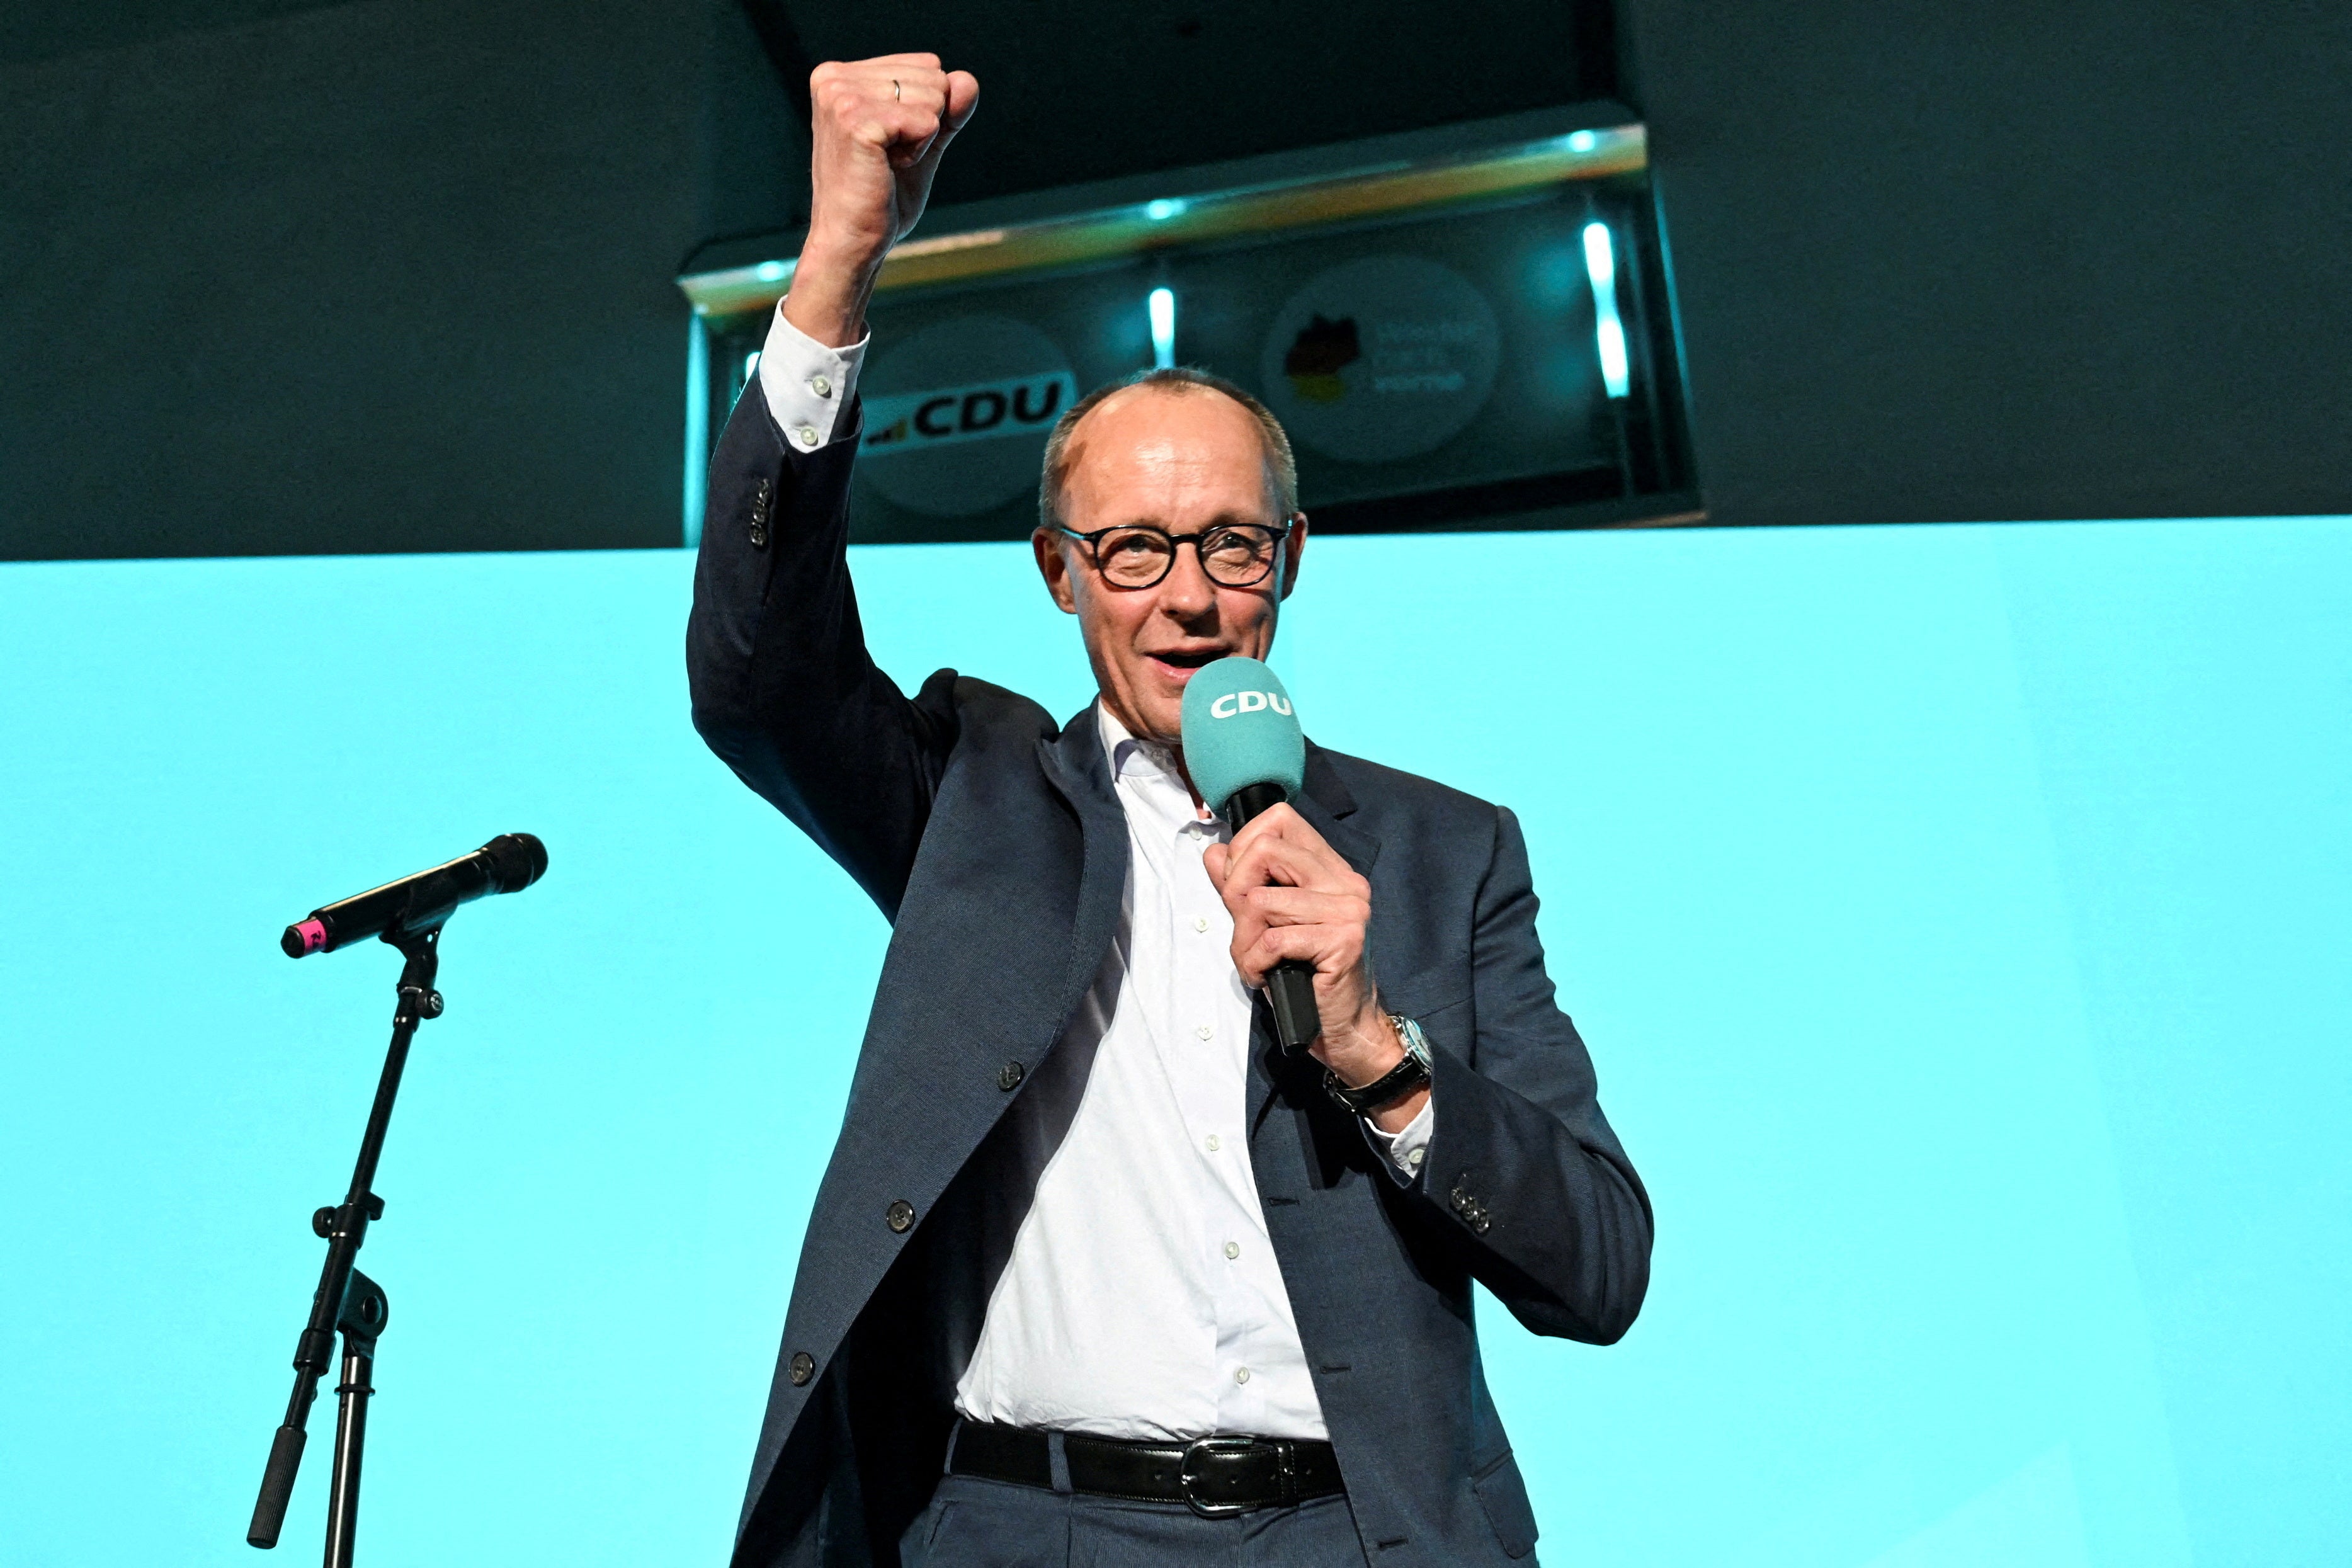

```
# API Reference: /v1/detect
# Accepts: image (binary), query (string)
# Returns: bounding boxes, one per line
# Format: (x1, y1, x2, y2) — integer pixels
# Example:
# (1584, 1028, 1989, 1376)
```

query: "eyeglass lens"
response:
(1095, 526, 1280, 588)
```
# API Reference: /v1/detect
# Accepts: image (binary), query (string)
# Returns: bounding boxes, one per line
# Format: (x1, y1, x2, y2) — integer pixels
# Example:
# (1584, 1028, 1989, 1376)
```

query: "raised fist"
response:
(787, 54, 979, 346)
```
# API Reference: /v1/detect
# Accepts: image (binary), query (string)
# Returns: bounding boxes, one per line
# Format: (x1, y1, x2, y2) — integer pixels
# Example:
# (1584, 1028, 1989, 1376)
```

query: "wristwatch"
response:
(1324, 1014, 1433, 1115)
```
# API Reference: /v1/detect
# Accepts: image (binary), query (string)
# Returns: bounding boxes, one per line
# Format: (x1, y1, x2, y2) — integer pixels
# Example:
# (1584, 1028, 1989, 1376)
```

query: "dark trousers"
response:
(901, 1467, 1370, 1567)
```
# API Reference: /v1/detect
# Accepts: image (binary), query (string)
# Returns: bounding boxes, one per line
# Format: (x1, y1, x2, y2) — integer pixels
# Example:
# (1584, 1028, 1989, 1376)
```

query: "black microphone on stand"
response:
(250, 832, 546, 1561)
(282, 833, 547, 958)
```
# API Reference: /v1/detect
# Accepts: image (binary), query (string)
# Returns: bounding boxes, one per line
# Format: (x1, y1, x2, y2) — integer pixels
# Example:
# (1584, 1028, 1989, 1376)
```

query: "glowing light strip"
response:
(679, 123, 1647, 322)
(682, 315, 708, 547)
(1584, 220, 1630, 399)
(1149, 287, 1176, 370)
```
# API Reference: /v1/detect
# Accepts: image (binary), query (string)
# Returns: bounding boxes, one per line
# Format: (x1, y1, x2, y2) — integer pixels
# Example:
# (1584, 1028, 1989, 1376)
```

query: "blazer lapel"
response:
(1036, 702, 1130, 1042)
(1291, 741, 1378, 878)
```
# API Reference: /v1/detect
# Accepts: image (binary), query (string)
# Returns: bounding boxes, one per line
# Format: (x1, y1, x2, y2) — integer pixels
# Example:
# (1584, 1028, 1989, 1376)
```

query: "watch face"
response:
(1390, 1015, 1433, 1069)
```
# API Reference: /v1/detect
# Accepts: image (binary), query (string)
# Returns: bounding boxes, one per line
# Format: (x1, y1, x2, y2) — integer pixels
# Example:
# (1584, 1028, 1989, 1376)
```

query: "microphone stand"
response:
(248, 924, 444, 1562)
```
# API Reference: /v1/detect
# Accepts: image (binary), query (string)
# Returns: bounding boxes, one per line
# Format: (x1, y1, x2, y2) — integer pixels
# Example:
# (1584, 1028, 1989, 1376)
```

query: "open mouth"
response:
(1147, 647, 1225, 676)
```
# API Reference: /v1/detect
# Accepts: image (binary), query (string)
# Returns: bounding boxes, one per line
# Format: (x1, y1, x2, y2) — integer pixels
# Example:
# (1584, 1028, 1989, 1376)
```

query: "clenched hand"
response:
(785, 54, 979, 348)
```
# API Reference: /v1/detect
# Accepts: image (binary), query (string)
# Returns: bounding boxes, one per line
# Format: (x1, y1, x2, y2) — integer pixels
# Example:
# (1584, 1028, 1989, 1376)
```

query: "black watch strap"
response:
(1324, 1016, 1433, 1115)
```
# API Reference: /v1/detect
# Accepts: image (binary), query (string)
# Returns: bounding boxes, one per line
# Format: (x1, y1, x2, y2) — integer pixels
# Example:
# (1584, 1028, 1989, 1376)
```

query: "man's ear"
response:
(1278, 512, 1308, 601)
(1033, 528, 1080, 615)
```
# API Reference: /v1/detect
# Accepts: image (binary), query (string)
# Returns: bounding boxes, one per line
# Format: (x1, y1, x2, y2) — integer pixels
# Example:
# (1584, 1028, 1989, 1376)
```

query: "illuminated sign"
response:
(863, 372, 1077, 455)
(856, 315, 1076, 518)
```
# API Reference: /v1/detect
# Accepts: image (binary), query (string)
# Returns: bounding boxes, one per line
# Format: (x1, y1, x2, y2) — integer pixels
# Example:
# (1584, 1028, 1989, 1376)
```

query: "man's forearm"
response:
(686, 364, 943, 919)
(1419, 806, 1653, 1341)
(1417, 1045, 1650, 1344)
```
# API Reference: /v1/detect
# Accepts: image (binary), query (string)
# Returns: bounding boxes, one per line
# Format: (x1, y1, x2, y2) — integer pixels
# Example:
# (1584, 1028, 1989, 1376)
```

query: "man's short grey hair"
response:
(1037, 367, 1299, 533)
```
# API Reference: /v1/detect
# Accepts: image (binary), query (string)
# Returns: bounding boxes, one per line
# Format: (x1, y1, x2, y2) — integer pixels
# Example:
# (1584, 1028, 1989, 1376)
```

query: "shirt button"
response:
(1193, 917, 1209, 933)
(1195, 1025, 1213, 1040)
(809, 373, 832, 397)
(1234, 1367, 1251, 1385)
(794, 424, 819, 447)
(1407, 1148, 1426, 1168)
(1205, 1134, 1221, 1152)
(1224, 1241, 1241, 1259)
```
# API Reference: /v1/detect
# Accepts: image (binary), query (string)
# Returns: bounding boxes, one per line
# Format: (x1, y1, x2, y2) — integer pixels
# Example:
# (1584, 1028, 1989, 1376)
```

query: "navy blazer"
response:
(687, 373, 1652, 1568)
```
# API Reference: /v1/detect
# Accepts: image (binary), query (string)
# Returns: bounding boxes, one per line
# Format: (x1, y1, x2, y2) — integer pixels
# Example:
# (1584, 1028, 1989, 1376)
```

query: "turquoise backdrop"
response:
(3, 517, 2345, 1565)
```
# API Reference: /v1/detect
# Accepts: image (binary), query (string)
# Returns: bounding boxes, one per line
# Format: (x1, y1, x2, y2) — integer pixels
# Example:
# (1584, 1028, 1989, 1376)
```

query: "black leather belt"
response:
(948, 1419, 1345, 1518)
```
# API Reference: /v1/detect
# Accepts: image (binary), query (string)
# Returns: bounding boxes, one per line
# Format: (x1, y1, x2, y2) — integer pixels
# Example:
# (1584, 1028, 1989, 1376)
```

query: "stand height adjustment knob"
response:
(310, 1195, 387, 1237)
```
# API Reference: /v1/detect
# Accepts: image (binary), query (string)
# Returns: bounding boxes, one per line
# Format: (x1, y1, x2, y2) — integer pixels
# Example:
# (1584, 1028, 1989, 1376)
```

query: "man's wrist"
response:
(781, 236, 884, 348)
(1368, 1083, 1432, 1137)
(1324, 1014, 1432, 1128)
(1327, 1006, 1405, 1089)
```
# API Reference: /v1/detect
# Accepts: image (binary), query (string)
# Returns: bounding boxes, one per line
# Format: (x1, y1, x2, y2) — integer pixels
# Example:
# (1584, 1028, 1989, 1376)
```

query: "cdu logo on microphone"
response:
(1207, 689, 1293, 720)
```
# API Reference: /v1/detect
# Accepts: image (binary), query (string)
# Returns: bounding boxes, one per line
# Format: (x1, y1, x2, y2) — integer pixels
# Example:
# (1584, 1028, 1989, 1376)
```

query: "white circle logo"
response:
(1258, 256, 1501, 465)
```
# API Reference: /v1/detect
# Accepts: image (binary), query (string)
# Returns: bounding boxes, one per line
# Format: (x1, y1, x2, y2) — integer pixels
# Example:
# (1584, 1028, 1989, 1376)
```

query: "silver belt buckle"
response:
(1179, 1437, 1259, 1518)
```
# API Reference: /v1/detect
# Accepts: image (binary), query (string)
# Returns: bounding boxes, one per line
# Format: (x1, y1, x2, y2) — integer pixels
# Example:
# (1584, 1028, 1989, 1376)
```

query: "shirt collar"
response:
(1096, 703, 1222, 827)
(1096, 702, 1180, 782)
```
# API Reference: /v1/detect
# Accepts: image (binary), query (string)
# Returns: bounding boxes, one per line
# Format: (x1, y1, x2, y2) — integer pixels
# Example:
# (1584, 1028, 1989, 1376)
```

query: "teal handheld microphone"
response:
(1181, 656, 1320, 1054)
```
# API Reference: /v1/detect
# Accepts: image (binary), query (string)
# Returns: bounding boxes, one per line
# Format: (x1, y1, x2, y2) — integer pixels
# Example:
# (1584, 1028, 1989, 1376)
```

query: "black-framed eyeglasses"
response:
(1050, 518, 1295, 590)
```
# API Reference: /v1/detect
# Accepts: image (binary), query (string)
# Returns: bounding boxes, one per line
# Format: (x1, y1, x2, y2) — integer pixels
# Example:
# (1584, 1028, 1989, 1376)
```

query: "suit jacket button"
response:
(788, 1351, 814, 1386)
(749, 479, 773, 548)
(997, 1060, 1025, 1091)
(886, 1199, 916, 1233)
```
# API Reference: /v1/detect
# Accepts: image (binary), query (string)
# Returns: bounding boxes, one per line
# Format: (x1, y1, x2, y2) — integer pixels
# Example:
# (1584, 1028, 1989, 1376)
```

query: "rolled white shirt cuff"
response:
(1361, 1095, 1433, 1185)
(757, 300, 869, 453)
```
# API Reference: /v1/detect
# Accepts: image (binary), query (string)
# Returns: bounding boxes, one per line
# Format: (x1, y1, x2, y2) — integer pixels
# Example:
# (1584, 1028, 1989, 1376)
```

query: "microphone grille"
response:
(481, 832, 548, 893)
(1178, 657, 1305, 812)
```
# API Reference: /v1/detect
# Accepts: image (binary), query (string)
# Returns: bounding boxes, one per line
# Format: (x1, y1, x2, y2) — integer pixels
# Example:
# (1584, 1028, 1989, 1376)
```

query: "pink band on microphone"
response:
(292, 918, 329, 955)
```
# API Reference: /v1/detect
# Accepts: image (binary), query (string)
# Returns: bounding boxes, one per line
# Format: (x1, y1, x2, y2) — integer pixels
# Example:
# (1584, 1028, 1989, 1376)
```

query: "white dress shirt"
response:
(758, 302, 1432, 1440)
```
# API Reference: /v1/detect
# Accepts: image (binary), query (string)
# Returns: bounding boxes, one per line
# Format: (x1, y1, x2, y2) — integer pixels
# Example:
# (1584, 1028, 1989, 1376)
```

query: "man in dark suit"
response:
(688, 51, 1650, 1568)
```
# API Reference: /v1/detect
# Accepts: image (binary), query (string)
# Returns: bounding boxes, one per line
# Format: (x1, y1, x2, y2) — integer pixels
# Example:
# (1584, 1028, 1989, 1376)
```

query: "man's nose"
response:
(1157, 542, 1217, 613)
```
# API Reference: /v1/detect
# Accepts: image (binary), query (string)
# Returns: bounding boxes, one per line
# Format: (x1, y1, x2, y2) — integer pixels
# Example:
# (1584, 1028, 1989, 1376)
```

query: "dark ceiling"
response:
(742, 0, 1621, 207)
(0, 0, 350, 64)
(8, 0, 2343, 561)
